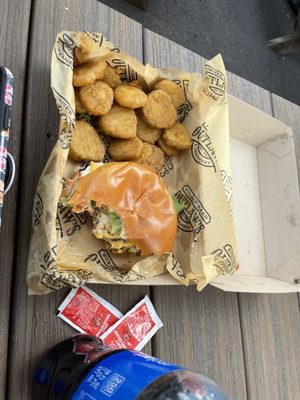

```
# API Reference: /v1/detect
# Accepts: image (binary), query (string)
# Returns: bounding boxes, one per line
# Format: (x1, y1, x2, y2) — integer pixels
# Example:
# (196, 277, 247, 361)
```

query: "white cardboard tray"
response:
(122, 94, 300, 293)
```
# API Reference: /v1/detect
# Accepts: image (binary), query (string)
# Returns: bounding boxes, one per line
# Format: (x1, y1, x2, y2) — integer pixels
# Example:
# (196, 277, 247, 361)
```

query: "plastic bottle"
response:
(32, 334, 228, 399)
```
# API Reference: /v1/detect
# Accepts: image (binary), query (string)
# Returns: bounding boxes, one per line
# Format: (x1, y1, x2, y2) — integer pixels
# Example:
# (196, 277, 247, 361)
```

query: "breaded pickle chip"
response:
(163, 123, 191, 150)
(114, 84, 148, 109)
(73, 60, 106, 87)
(103, 66, 122, 89)
(97, 104, 137, 139)
(158, 136, 179, 156)
(154, 79, 185, 109)
(135, 142, 165, 173)
(69, 120, 105, 162)
(74, 88, 87, 114)
(108, 137, 143, 161)
(141, 89, 176, 129)
(136, 114, 162, 144)
(79, 81, 114, 116)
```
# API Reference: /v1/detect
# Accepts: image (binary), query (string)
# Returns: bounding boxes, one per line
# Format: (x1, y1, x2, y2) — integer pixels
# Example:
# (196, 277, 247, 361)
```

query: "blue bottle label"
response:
(72, 350, 183, 399)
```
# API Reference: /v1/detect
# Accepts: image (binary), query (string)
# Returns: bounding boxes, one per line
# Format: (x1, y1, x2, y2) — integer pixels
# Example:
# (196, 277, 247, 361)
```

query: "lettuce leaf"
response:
(172, 195, 186, 214)
(108, 211, 122, 235)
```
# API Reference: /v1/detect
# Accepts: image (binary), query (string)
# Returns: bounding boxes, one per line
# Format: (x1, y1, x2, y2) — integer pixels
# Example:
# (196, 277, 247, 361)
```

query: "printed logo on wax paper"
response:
(176, 79, 193, 123)
(54, 33, 76, 68)
(169, 256, 187, 280)
(40, 245, 93, 290)
(191, 123, 216, 171)
(123, 269, 146, 281)
(169, 256, 198, 283)
(33, 192, 43, 226)
(211, 244, 237, 274)
(220, 170, 233, 211)
(174, 185, 211, 234)
(159, 156, 174, 178)
(84, 249, 126, 282)
(58, 125, 73, 149)
(107, 58, 138, 82)
(41, 269, 93, 291)
(205, 65, 226, 101)
(56, 203, 88, 238)
(83, 32, 121, 52)
(41, 273, 67, 291)
(81, 31, 106, 48)
(57, 269, 93, 286)
(52, 88, 76, 136)
(101, 135, 113, 163)
(39, 245, 62, 290)
(40, 245, 57, 274)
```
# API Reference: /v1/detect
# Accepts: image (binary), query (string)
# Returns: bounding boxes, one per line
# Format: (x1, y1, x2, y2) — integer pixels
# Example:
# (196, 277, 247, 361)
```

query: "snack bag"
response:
(27, 31, 238, 294)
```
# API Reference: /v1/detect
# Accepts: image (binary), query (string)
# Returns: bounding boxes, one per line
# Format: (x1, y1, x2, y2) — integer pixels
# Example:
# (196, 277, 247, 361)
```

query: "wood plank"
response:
(271, 94, 300, 307)
(0, 0, 32, 398)
(144, 29, 247, 400)
(7, 2, 147, 399)
(150, 286, 247, 399)
(227, 72, 272, 115)
(144, 29, 206, 72)
(238, 294, 300, 400)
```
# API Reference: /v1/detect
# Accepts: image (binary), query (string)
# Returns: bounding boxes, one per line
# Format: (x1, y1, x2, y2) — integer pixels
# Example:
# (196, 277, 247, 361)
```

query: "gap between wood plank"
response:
(237, 293, 250, 400)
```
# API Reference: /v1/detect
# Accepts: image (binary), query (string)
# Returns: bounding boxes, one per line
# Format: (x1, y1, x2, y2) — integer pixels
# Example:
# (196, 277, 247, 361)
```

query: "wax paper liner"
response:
(27, 31, 238, 294)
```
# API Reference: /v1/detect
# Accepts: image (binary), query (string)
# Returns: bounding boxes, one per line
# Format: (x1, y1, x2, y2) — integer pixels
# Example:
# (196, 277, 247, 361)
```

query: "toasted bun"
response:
(68, 162, 177, 256)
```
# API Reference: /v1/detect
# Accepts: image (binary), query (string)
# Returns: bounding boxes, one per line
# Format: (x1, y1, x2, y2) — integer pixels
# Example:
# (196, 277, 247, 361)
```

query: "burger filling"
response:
(88, 201, 141, 256)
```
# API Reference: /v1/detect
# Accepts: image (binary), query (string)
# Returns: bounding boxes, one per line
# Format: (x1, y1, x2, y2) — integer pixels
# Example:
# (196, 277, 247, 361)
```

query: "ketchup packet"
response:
(100, 295, 163, 351)
(57, 286, 123, 337)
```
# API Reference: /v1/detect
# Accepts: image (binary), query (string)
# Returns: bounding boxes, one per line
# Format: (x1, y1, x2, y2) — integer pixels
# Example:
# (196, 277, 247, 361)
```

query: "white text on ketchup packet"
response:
(100, 295, 163, 351)
(57, 286, 123, 337)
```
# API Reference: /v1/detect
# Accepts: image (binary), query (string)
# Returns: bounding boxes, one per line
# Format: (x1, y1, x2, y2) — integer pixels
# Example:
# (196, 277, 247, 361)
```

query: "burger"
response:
(60, 162, 177, 256)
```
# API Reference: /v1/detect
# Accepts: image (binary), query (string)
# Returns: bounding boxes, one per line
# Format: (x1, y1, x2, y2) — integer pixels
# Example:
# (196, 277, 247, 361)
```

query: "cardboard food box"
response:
(129, 95, 300, 293)
(27, 32, 300, 294)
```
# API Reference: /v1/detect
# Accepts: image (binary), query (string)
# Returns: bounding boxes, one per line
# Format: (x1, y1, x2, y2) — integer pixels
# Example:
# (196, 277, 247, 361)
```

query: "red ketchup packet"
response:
(100, 295, 163, 351)
(57, 286, 123, 337)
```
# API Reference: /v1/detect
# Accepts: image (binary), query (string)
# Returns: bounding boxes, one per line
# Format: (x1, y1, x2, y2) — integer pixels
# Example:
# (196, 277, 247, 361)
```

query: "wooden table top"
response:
(0, 1, 299, 399)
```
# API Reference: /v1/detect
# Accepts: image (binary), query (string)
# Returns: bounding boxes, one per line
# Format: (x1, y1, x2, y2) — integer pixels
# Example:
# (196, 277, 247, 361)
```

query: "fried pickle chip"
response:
(163, 123, 192, 150)
(74, 34, 94, 65)
(97, 104, 137, 139)
(74, 88, 88, 114)
(102, 66, 122, 89)
(141, 89, 177, 129)
(158, 136, 179, 156)
(136, 114, 162, 144)
(69, 120, 105, 162)
(114, 84, 148, 109)
(73, 59, 107, 87)
(154, 79, 185, 109)
(135, 142, 165, 173)
(79, 81, 114, 116)
(108, 137, 143, 161)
